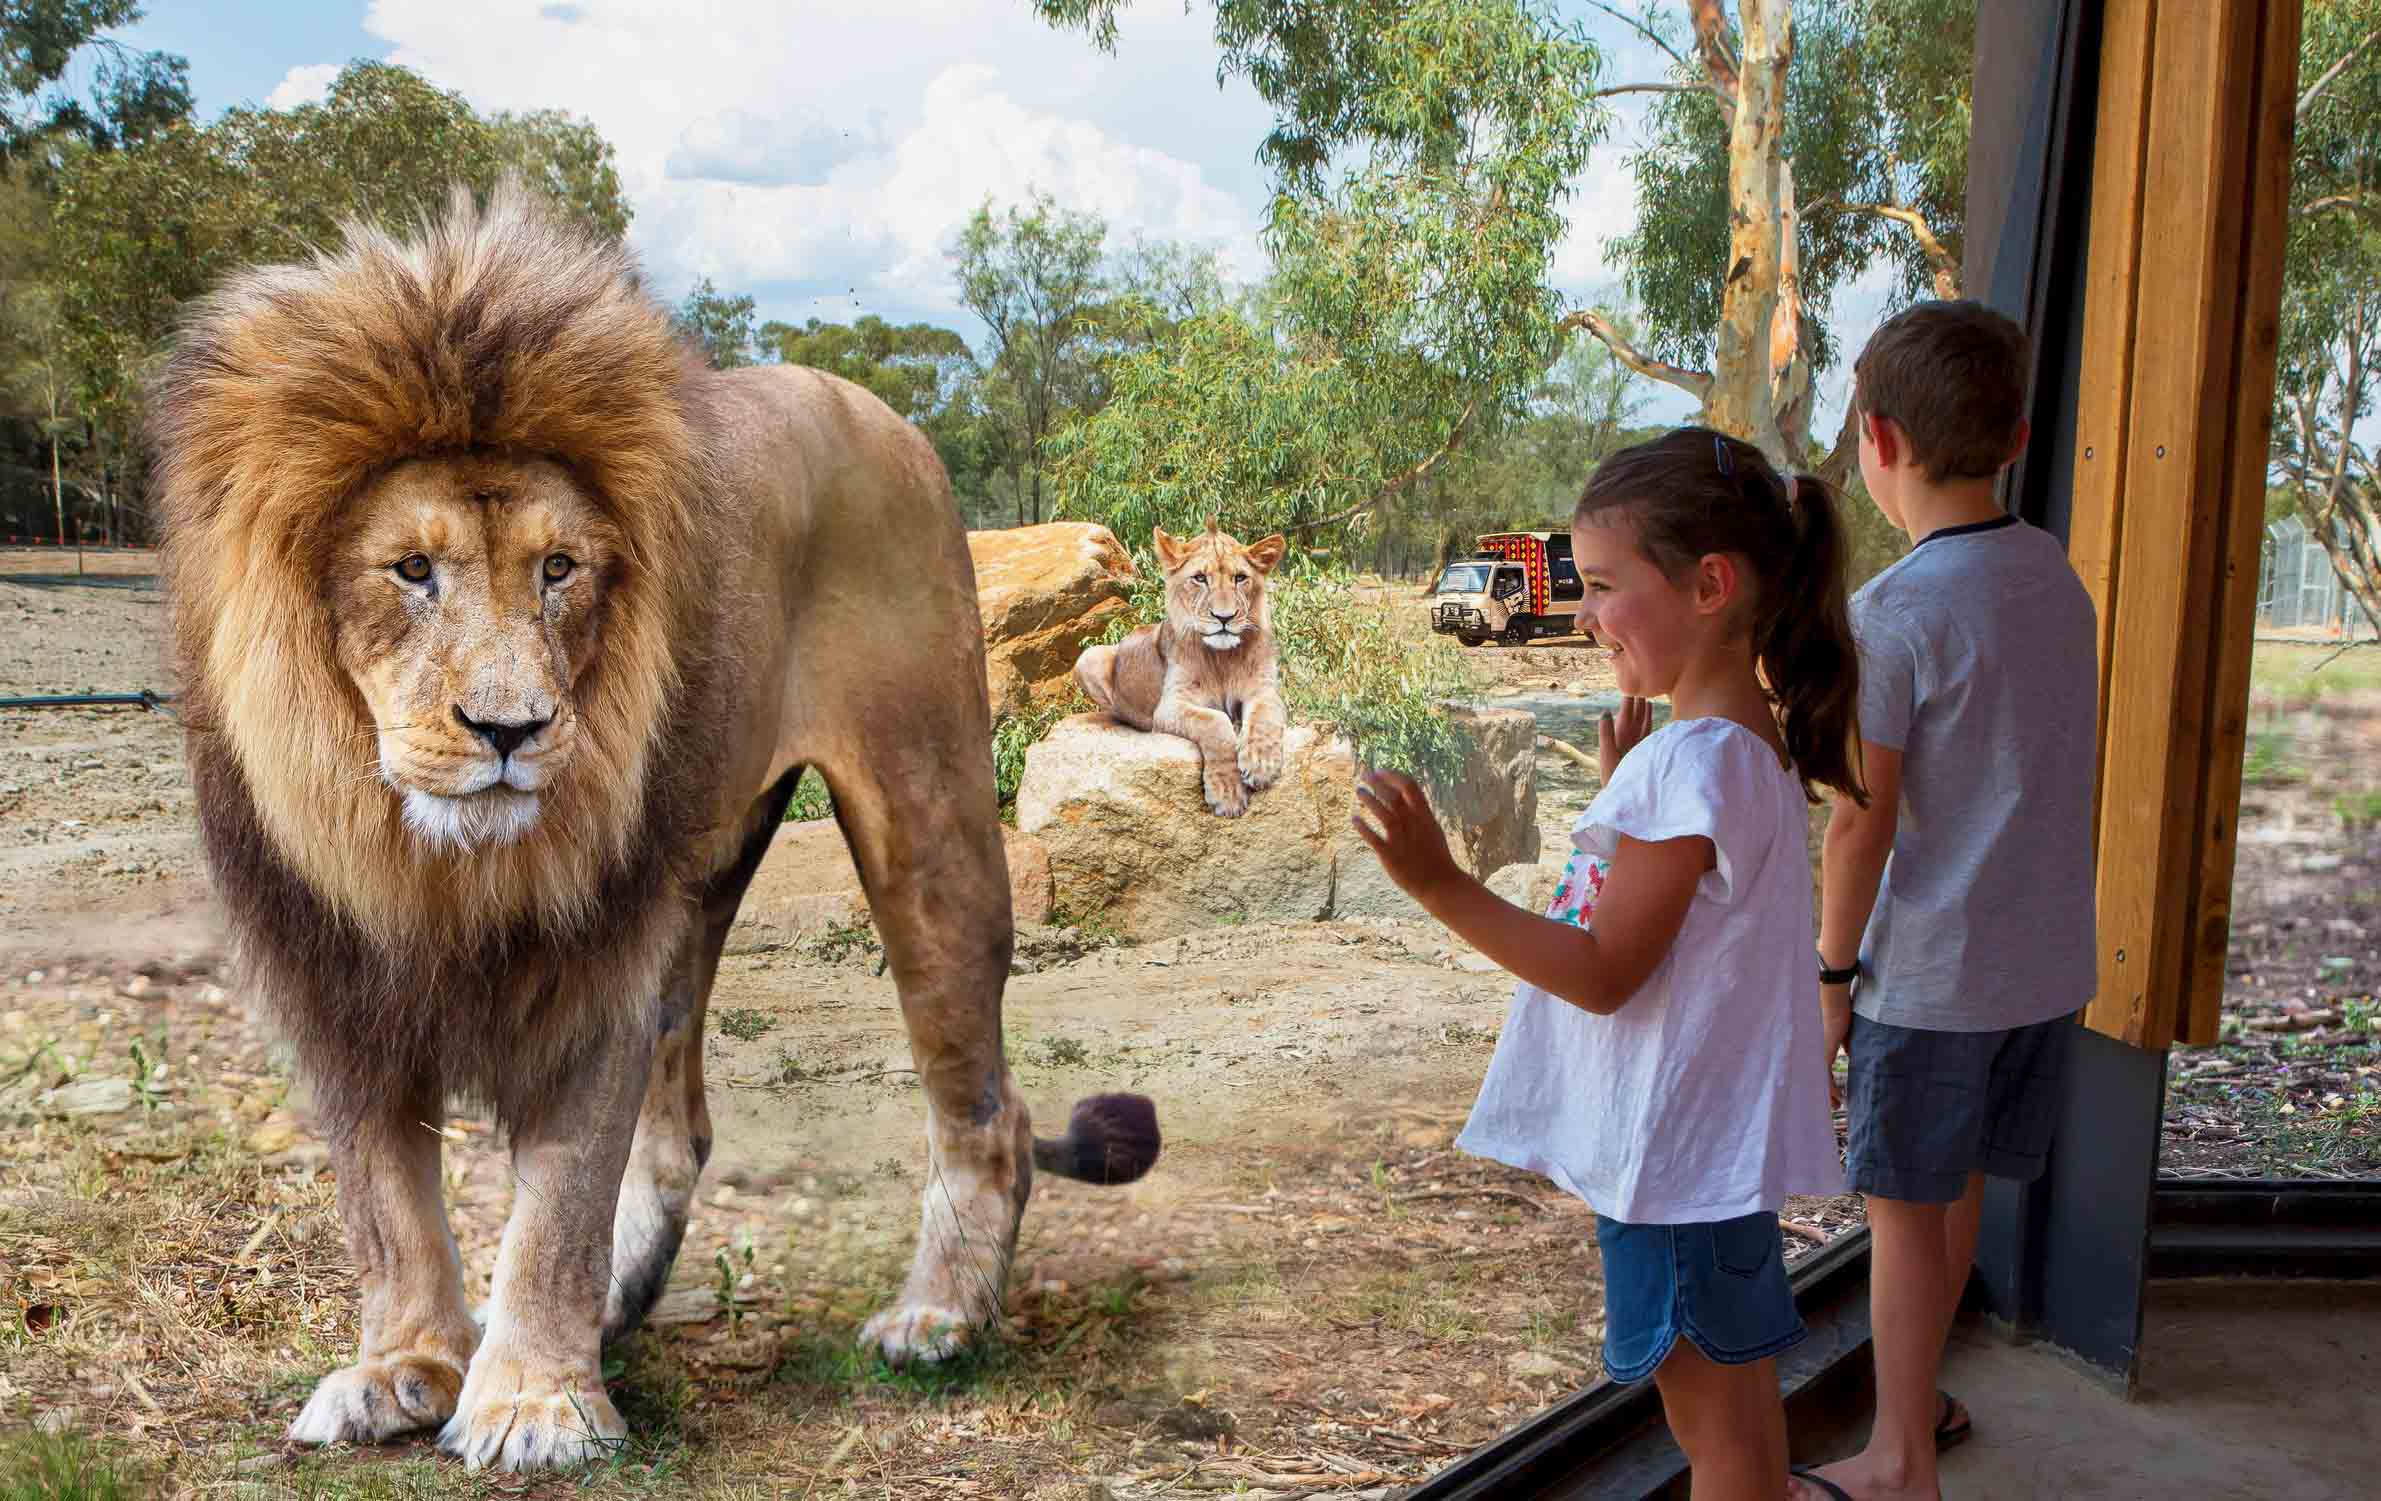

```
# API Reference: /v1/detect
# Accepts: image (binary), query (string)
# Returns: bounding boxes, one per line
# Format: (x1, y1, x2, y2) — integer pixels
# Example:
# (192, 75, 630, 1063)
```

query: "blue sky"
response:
(98, 2, 1896, 430)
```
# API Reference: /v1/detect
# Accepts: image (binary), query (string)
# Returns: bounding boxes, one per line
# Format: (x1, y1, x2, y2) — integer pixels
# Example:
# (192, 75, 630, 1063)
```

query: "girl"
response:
(1354, 427, 1865, 1501)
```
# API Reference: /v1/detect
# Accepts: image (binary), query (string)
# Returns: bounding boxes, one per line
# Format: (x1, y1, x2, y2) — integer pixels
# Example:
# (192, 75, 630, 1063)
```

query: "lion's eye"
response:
(543, 553, 575, 583)
(1193, 572, 1208, 585)
(1235, 573, 1248, 584)
(394, 554, 432, 584)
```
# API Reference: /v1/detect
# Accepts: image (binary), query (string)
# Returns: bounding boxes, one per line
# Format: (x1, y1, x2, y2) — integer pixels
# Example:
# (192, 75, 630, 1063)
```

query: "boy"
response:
(1803, 301, 2099, 1501)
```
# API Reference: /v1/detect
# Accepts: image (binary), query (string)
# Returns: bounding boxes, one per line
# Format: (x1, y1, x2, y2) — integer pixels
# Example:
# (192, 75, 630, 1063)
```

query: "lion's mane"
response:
(147, 183, 729, 1126)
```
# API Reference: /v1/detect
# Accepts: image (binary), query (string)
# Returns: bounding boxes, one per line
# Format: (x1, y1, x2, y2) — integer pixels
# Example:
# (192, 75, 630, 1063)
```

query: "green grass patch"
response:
(2336, 790, 2381, 831)
(2241, 729, 2305, 787)
(2249, 642, 2381, 705)
(0, 1431, 146, 1501)
(715, 1007, 777, 1043)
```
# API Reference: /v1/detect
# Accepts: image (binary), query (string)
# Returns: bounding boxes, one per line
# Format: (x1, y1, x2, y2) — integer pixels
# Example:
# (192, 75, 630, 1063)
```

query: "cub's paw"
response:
(288, 1354, 466, 1446)
(436, 1355, 624, 1472)
(858, 1302, 979, 1367)
(1202, 766, 1250, 818)
(1238, 733, 1283, 791)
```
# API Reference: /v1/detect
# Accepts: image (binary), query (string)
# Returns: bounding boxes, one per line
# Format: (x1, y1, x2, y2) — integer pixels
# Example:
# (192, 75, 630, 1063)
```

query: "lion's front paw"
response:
(436, 1352, 624, 1472)
(1203, 764, 1250, 818)
(288, 1354, 466, 1446)
(858, 1302, 980, 1367)
(1238, 732, 1283, 791)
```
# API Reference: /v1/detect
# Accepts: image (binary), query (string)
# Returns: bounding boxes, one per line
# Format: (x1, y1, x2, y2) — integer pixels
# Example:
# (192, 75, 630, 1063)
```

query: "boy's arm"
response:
(1354, 771, 1707, 1016)
(1820, 742, 1901, 1096)
(1820, 742, 1902, 971)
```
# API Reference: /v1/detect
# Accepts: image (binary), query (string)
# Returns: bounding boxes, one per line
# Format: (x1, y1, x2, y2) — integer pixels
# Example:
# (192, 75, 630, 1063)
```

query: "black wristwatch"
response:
(1818, 955, 1859, 986)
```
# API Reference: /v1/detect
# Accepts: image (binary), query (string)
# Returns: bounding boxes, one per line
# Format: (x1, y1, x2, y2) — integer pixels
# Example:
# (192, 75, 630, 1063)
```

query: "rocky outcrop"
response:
(1015, 706, 1538, 940)
(967, 522, 1139, 715)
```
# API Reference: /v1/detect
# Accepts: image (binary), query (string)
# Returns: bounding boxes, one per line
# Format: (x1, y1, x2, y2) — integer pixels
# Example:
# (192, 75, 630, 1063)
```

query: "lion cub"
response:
(1075, 519, 1290, 818)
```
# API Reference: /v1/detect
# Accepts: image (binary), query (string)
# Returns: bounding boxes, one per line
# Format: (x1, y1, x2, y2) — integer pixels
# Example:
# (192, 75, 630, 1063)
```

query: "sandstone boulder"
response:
(729, 818, 1053, 953)
(1015, 705, 1538, 940)
(967, 522, 1139, 714)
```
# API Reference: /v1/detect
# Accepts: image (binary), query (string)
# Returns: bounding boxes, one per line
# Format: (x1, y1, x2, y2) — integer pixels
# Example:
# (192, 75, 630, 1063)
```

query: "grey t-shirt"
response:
(1850, 515, 2099, 1032)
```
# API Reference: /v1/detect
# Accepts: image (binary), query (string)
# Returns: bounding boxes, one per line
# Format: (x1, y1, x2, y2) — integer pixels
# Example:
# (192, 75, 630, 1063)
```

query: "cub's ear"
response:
(1245, 533, 1288, 575)
(1152, 526, 1187, 571)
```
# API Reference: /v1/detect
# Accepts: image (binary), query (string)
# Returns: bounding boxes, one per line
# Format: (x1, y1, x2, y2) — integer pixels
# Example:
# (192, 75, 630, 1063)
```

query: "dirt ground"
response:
(0, 551, 2370, 1498)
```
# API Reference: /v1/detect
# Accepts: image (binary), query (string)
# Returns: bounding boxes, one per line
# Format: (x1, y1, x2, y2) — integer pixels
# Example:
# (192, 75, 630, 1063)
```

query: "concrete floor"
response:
(1933, 1280, 2381, 1499)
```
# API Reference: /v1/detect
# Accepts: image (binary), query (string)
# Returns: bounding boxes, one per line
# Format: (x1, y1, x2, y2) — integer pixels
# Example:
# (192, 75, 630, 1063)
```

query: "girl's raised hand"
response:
(1352, 768, 1461, 900)
(1597, 695, 1653, 783)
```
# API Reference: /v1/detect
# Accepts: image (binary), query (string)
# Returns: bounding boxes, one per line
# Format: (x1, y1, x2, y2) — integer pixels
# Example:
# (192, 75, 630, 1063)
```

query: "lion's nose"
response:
(1211, 607, 1238, 623)
(453, 706, 549, 759)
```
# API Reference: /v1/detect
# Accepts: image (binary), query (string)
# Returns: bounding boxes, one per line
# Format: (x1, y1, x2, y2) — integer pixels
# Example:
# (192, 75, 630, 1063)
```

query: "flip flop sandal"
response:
(1936, 1388, 1973, 1452)
(1790, 1466, 1856, 1501)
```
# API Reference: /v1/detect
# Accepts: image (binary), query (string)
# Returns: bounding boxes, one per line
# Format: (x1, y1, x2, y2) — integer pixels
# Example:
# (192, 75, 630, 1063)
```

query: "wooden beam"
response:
(2076, 0, 2293, 1049)
(2178, 0, 2306, 1047)
(2065, 0, 2159, 799)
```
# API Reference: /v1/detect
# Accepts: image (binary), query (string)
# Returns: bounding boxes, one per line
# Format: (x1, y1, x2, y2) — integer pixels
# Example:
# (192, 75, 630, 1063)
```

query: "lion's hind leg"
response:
(288, 1077, 480, 1448)
(602, 771, 800, 1342)
(817, 748, 1032, 1367)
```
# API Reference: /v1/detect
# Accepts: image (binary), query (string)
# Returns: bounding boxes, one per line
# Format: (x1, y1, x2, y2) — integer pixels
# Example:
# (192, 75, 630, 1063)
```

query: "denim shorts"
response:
(1845, 1011, 2076, 1203)
(1592, 1210, 1806, 1384)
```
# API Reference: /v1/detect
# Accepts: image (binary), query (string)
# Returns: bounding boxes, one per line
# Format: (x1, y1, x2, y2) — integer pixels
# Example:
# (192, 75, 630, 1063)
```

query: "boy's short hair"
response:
(1852, 300, 2030, 483)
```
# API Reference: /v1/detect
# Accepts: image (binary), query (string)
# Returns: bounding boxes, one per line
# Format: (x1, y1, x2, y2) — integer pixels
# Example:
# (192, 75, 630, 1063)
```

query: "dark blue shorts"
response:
(1592, 1210, 1806, 1384)
(1845, 1011, 2077, 1203)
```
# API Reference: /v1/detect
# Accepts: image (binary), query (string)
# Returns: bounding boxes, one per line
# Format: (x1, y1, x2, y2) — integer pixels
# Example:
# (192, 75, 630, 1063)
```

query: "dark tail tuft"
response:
(1033, 1092, 1162, 1185)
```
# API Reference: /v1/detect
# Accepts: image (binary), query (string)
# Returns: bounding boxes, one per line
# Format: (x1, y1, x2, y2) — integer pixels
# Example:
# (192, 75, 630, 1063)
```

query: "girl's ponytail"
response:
(1761, 475, 1867, 806)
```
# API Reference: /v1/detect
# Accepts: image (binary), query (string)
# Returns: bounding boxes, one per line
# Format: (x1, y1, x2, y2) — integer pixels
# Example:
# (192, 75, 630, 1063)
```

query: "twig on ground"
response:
(1536, 734, 1599, 773)
(1392, 1187, 1546, 1212)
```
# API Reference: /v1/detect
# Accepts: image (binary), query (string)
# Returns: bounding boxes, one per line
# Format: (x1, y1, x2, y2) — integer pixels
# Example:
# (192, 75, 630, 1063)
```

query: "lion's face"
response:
(330, 455, 619, 852)
(1152, 523, 1288, 652)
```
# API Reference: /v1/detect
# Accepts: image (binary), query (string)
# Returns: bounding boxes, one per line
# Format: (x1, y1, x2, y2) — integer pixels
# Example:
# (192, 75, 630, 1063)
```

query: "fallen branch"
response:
(1537, 733, 1599, 773)
(2246, 1009, 2340, 1032)
(1780, 1220, 1830, 1245)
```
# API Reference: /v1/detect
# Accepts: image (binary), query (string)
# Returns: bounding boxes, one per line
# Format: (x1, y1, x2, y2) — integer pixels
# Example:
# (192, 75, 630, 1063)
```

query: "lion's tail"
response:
(1033, 1092, 1162, 1185)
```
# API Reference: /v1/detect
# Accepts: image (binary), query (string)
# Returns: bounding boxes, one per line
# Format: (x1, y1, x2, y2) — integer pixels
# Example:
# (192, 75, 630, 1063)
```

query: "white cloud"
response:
(265, 62, 341, 111)
(357, 0, 1275, 341)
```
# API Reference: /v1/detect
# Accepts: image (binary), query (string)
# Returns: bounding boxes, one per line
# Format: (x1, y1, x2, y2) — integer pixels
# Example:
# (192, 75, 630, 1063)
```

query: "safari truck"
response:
(1428, 531, 1591, 647)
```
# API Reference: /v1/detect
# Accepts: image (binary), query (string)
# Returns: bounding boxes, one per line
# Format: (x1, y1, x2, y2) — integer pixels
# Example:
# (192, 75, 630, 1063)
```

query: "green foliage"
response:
(1033, 0, 1608, 538)
(674, 276, 758, 369)
(2269, 0, 2381, 627)
(1271, 567, 1480, 789)
(0, 1428, 143, 1501)
(761, 313, 972, 421)
(2, 1, 190, 165)
(45, 60, 629, 459)
(784, 767, 834, 823)
(1615, 0, 1973, 380)
(716, 1007, 778, 1042)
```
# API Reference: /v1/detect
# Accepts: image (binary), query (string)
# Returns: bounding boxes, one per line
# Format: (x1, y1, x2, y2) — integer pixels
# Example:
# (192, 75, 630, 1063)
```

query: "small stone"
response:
(120, 975, 151, 999)
(1453, 951, 1504, 974)
(33, 1407, 76, 1435)
(38, 1078, 133, 1116)
(245, 1119, 301, 1155)
(1506, 1350, 1576, 1381)
(24, 971, 43, 986)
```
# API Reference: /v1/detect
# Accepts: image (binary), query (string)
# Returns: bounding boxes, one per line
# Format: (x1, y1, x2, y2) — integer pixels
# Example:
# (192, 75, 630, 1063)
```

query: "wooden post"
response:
(2069, 0, 2302, 1051)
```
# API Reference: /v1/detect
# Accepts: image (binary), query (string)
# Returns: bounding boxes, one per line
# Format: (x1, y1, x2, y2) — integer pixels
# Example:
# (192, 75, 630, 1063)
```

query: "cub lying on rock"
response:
(1074, 520, 1289, 817)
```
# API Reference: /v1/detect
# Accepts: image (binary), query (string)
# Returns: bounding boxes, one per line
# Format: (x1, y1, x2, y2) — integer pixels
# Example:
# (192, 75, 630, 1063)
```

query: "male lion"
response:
(146, 183, 1160, 1473)
(1073, 520, 1289, 817)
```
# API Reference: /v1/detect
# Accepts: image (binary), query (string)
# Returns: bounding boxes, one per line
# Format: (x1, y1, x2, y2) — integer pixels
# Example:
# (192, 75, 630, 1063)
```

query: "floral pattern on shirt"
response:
(1546, 847, 1608, 930)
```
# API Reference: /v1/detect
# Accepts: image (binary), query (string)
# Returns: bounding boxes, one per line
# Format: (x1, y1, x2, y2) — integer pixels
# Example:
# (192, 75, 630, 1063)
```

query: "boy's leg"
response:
(1813, 1017, 1997, 1500)
(1652, 1342, 1788, 1501)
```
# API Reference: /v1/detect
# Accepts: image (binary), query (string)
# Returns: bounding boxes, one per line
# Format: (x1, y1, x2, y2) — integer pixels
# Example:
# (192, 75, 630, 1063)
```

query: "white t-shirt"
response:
(1455, 716, 1845, 1224)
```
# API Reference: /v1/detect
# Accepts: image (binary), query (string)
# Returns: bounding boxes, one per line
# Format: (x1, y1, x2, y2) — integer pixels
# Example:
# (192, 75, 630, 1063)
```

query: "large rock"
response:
(1015, 706, 1539, 940)
(1328, 705, 1540, 921)
(730, 819, 1053, 952)
(967, 522, 1139, 715)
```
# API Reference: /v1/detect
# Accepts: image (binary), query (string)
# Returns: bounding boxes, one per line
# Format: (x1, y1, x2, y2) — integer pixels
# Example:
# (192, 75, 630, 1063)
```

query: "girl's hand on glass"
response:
(1351, 768, 1461, 900)
(1598, 695, 1653, 783)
